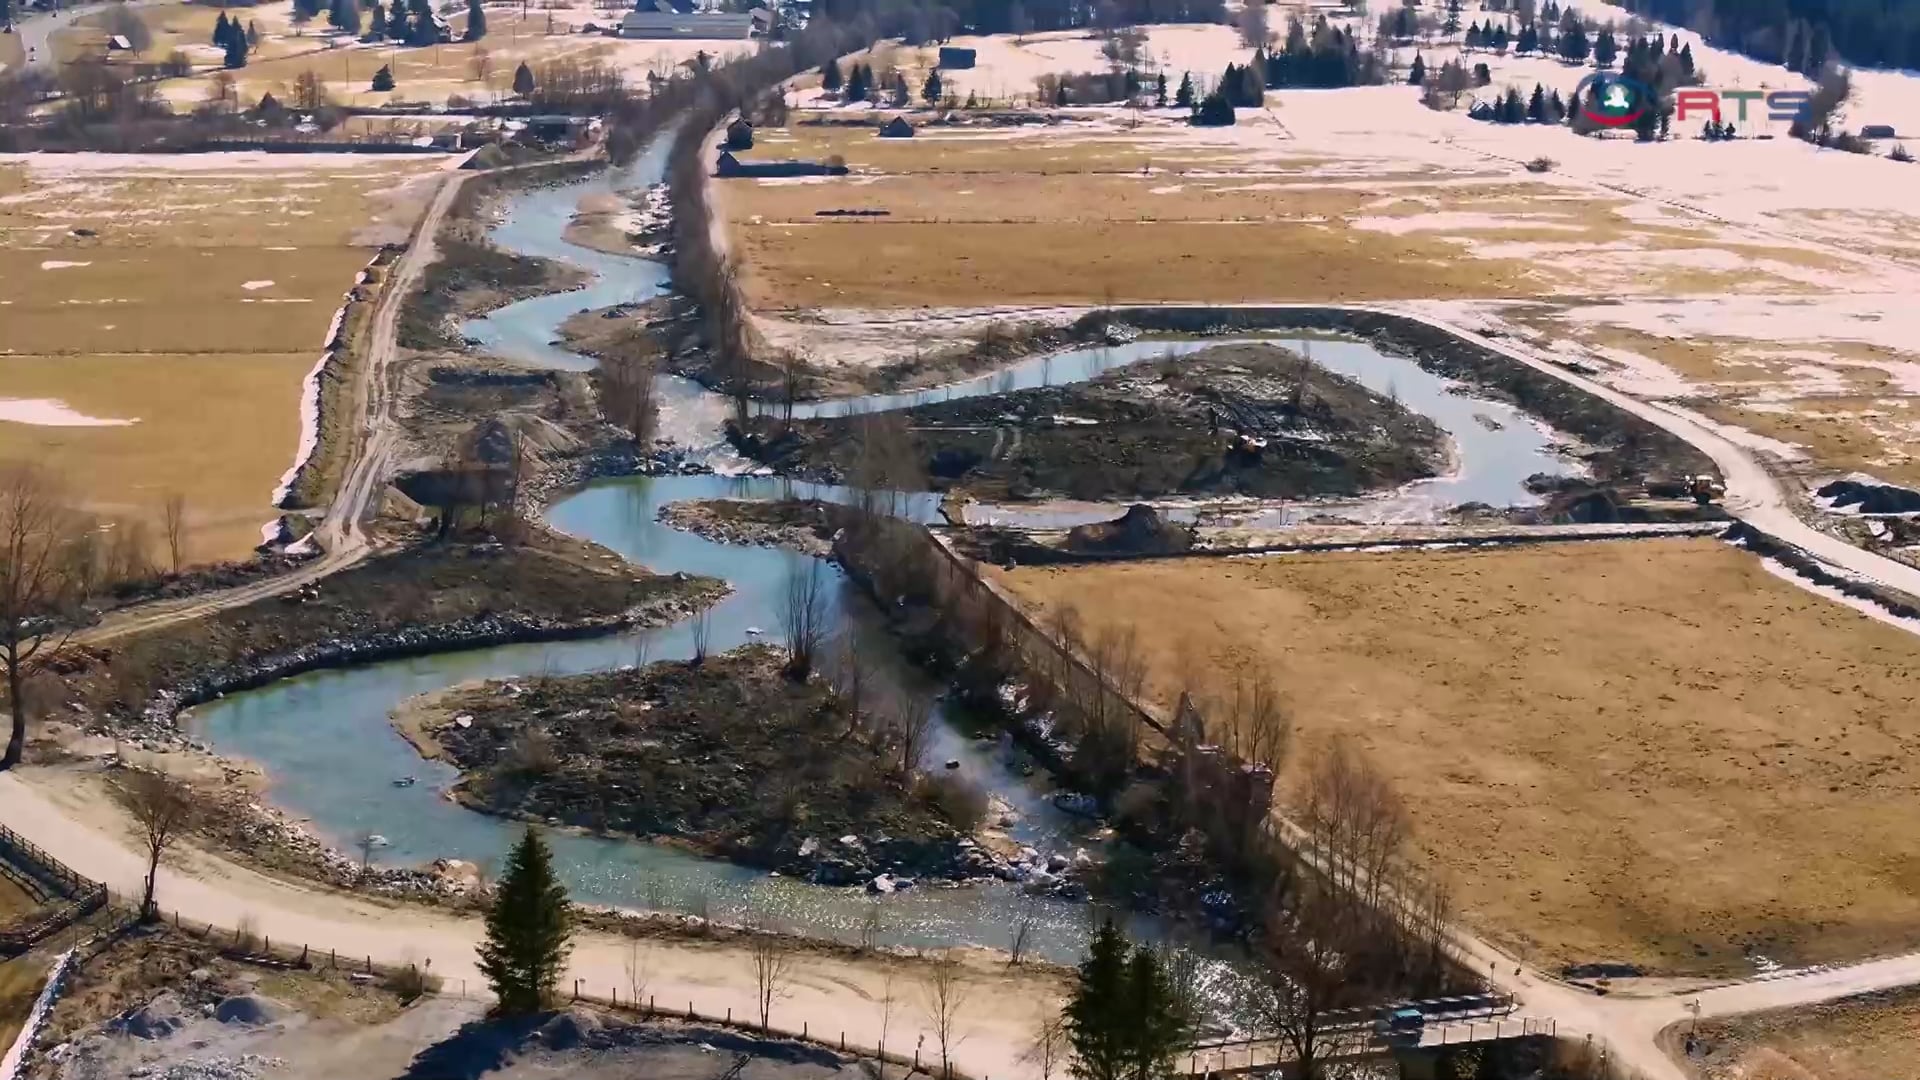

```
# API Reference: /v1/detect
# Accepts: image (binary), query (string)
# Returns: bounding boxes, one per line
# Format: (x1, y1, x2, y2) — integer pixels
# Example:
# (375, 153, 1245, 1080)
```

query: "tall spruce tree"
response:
(213, 11, 232, 48)
(1064, 921, 1192, 1080)
(512, 60, 534, 95)
(1443, 0, 1461, 36)
(371, 62, 395, 91)
(223, 28, 249, 69)
(821, 57, 843, 91)
(464, 0, 485, 40)
(1174, 71, 1194, 108)
(477, 827, 573, 1015)
(367, 0, 384, 39)
(922, 68, 942, 104)
(1408, 52, 1426, 85)
(386, 0, 408, 43)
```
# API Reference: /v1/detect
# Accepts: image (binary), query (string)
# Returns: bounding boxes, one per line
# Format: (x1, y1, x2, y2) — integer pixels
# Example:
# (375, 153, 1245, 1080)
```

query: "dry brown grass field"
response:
(989, 539, 1920, 974)
(1682, 989, 1920, 1080)
(0, 155, 448, 560)
(718, 116, 1865, 311)
(0, 955, 50, 1054)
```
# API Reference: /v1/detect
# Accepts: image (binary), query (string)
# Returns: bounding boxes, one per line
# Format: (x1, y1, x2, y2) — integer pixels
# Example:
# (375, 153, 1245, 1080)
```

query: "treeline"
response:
(827, 502, 1465, 1073)
(1613, 0, 1920, 73)
(648, 17, 888, 402)
(810, 0, 1226, 40)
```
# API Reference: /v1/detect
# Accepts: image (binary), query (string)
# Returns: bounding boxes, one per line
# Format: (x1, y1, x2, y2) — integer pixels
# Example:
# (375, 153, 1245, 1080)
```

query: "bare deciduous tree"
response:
(1008, 894, 1041, 966)
(102, 3, 153, 54)
(1023, 1012, 1068, 1080)
(292, 69, 329, 112)
(1237, 0, 1269, 46)
(887, 695, 935, 777)
(747, 925, 794, 1029)
(0, 464, 101, 770)
(876, 962, 899, 1070)
(826, 634, 871, 735)
(921, 951, 970, 1079)
(779, 553, 827, 679)
(689, 607, 711, 666)
(120, 769, 195, 919)
(625, 937, 653, 1011)
(602, 325, 660, 446)
(355, 828, 379, 876)
(161, 493, 187, 573)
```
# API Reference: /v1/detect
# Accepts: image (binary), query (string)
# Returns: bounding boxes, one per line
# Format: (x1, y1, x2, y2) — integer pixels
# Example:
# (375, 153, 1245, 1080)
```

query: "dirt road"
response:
(0, 770, 1060, 1078)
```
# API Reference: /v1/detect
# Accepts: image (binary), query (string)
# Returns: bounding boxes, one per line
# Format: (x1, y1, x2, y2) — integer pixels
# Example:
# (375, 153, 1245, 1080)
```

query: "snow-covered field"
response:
(746, 5, 1920, 490)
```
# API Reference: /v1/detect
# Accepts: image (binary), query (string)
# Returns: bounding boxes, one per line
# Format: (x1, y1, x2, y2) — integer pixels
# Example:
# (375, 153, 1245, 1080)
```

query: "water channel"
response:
(186, 137, 1576, 977)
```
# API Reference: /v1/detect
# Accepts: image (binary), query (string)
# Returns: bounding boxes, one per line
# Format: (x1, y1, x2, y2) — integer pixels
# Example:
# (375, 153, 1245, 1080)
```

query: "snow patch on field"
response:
(0, 399, 138, 427)
(1353, 212, 1588, 235)
(242, 280, 276, 290)
(39, 260, 90, 270)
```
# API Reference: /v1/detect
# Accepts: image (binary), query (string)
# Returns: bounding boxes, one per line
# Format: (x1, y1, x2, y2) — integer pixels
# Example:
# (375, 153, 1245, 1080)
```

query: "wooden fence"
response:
(0, 824, 108, 956)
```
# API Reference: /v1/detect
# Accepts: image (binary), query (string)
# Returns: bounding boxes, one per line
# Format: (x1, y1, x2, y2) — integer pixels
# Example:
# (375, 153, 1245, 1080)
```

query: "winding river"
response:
(185, 138, 1576, 977)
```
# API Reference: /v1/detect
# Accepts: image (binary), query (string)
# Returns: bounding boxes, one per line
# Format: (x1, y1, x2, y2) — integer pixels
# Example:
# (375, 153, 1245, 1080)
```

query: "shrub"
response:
(1893, 143, 1914, 163)
(510, 728, 559, 777)
(1525, 156, 1556, 173)
(383, 963, 443, 1003)
(916, 772, 988, 831)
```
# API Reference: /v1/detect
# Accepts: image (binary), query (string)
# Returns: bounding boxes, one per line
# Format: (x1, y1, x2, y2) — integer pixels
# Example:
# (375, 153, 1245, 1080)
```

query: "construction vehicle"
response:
(1688, 474, 1725, 505)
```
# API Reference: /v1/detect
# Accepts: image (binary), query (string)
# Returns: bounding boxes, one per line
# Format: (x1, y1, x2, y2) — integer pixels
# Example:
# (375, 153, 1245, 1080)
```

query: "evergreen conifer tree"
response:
(367, 0, 384, 39)
(1408, 52, 1426, 85)
(1174, 71, 1194, 108)
(464, 0, 485, 41)
(1063, 921, 1194, 1080)
(477, 827, 573, 1015)
(821, 57, 843, 92)
(1527, 82, 1545, 120)
(1594, 28, 1617, 68)
(386, 0, 408, 42)
(512, 60, 534, 95)
(1154, 71, 1167, 107)
(1443, 0, 1461, 36)
(371, 63, 396, 91)
(213, 12, 232, 48)
(223, 29, 249, 69)
(922, 68, 942, 104)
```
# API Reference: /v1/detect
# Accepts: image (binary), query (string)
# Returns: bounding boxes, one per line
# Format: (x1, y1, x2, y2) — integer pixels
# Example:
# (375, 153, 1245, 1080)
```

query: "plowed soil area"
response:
(989, 538, 1920, 974)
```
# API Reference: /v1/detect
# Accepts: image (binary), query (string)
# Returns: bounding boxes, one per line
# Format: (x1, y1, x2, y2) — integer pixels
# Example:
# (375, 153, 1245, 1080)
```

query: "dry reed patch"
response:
(0, 352, 316, 560)
(992, 539, 1920, 973)
(733, 218, 1535, 308)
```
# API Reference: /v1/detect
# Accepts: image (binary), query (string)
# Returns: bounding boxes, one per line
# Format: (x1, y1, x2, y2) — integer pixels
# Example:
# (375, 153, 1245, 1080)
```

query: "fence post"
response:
(574, 978, 580, 1001)
(299, 944, 308, 967)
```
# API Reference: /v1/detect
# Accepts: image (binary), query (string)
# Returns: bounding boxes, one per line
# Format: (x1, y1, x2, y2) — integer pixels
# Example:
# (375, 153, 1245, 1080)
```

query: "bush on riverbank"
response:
(404, 645, 995, 884)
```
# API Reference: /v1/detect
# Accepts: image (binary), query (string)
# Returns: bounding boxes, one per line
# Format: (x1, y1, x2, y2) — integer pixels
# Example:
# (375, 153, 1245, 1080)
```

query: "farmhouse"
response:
(618, 10, 757, 38)
(1862, 123, 1898, 139)
(937, 45, 976, 68)
(715, 151, 848, 178)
